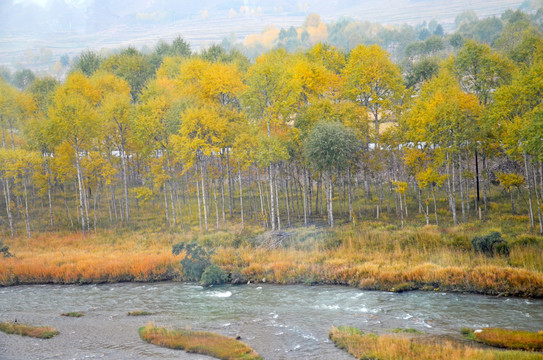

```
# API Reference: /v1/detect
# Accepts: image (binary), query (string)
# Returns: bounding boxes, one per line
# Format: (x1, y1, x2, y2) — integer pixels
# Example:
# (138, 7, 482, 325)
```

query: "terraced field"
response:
(0, 0, 526, 70)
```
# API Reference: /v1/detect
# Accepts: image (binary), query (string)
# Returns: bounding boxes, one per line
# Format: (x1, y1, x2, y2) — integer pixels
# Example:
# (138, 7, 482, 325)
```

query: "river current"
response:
(1, 283, 542, 359)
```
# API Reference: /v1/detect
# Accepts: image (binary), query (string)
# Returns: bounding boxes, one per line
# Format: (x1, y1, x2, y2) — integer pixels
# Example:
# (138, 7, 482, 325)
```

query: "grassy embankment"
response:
(462, 327, 543, 351)
(329, 326, 543, 360)
(139, 324, 262, 360)
(0, 322, 59, 339)
(0, 193, 542, 297)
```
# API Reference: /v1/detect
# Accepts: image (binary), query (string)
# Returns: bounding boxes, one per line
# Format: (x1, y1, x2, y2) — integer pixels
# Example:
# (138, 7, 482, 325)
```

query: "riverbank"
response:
(0, 223, 542, 297)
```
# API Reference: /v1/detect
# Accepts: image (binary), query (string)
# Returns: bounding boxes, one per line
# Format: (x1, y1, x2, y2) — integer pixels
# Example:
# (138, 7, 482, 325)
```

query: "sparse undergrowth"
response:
(462, 327, 543, 351)
(128, 311, 152, 316)
(139, 324, 262, 360)
(61, 312, 84, 317)
(0, 322, 59, 339)
(329, 326, 543, 360)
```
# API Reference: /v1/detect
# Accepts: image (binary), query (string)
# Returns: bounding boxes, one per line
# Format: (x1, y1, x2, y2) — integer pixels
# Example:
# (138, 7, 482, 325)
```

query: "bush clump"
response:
(200, 264, 229, 287)
(471, 232, 509, 256)
(172, 242, 212, 281)
(0, 241, 13, 258)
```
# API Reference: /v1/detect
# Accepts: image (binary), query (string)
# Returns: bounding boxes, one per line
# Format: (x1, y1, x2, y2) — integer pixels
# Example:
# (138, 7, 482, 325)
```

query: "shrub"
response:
(200, 264, 229, 287)
(471, 232, 509, 256)
(172, 243, 212, 281)
(0, 241, 13, 258)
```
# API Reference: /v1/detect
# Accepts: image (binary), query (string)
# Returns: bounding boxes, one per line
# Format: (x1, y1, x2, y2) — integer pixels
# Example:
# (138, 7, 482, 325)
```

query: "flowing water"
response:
(1, 282, 542, 359)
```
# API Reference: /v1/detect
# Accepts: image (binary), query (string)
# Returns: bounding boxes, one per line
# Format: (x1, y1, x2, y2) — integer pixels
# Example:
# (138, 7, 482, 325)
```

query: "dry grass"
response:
(464, 328, 543, 351)
(0, 322, 59, 339)
(212, 225, 543, 297)
(0, 231, 182, 285)
(139, 324, 262, 360)
(1, 223, 542, 298)
(329, 326, 543, 360)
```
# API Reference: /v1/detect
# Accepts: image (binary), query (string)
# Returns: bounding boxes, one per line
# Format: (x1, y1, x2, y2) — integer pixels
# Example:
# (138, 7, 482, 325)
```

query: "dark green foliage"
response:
(149, 36, 191, 70)
(71, 50, 102, 76)
(304, 121, 360, 173)
(448, 33, 465, 49)
(471, 232, 510, 256)
(405, 58, 440, 89)
(200, 44, 228, 62)
(404, 37, 444, 60)
(170, 36, 192, 57)
(200, 264, 229, 287)
(100, 47, 152, 102)
(12, 69, 35, 90)
(0, 241, 13, 258)
(172, 242, 212, 281)
(456, 13, 504, 44)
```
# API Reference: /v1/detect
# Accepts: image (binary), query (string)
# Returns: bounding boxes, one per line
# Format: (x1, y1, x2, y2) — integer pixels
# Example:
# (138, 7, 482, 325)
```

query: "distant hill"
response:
(0, 0, 526, 71)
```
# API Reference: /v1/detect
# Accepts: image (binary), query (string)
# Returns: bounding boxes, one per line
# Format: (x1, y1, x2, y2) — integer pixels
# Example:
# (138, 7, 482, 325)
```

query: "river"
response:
(1, 283, 542, 359)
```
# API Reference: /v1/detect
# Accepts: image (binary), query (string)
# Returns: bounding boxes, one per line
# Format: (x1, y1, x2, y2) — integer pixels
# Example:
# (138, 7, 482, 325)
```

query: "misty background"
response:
(0, 0, 530, 75)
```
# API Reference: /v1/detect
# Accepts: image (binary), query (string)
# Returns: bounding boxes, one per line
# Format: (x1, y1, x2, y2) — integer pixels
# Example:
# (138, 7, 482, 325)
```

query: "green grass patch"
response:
(61, 312, 84, 317)
(461, 327, 475, 340)
(0, 322, 59, 339)
(330, 326, 543, 360)
(463, 327, 543, 351)
(139, 324, 262, 360)
(127, 311, 152, 316)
